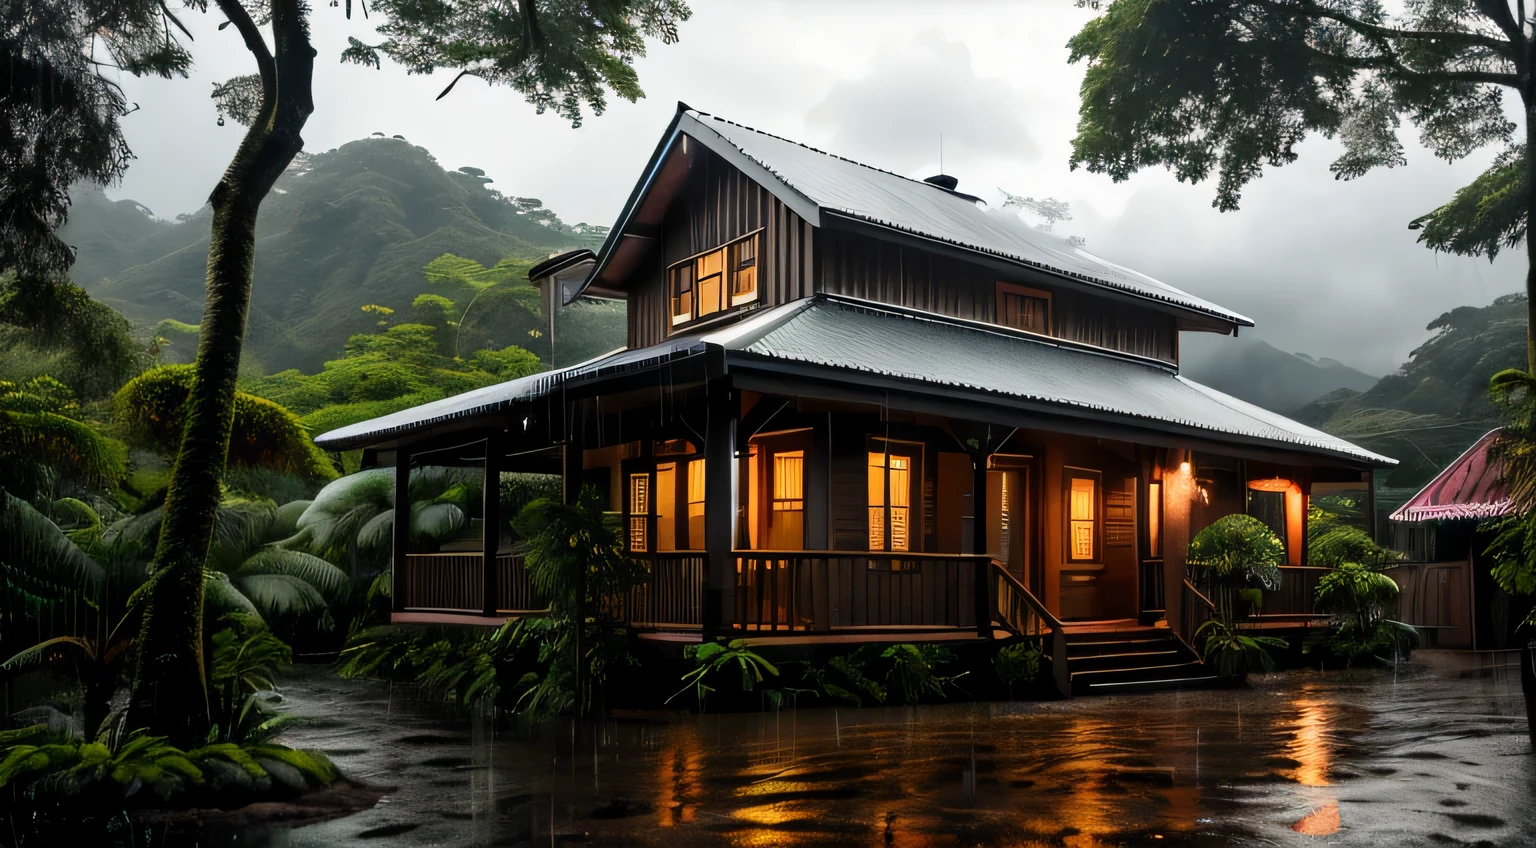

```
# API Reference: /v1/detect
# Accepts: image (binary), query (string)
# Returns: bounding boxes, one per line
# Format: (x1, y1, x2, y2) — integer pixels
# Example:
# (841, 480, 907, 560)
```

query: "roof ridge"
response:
(686, 108, 969, 198)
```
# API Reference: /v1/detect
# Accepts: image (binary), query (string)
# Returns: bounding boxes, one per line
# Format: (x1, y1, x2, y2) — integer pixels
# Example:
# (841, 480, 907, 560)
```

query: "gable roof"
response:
(1390, 429, 1511, 522)
(581, 104, 1253, 328)
(316, 294, 1390, 467)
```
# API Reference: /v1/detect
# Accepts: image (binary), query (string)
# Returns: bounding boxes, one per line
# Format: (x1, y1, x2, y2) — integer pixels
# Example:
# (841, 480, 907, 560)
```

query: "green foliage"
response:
(514, 487, 642, 618)
(1194, 619, 1288, 680)
(152, 319, 201, 365)
(345, 0, 692, 128)
(880, 643, 961, 704)
(994, 641, 1045, 695)
(1069, 2, 1516, 212)
(114, 365, 336, 480)
(1410, 146, 1525, 261)
(468, 345, 543, 379)
(1187, 514, 1285, 592)
(671, 639, 779, 709)
(0, 279, 148, 397)
(207, 615, 297, 745)
(0, 405, 128, 500)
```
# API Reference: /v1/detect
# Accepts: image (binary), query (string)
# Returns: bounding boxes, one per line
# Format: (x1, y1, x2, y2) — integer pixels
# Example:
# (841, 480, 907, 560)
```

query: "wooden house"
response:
(314, 105, 1396, 695)
(1388, 429, 1532, 650)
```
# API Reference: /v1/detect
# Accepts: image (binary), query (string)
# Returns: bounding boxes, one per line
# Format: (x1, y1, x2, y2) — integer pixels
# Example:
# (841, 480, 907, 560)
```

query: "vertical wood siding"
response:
(816, 230, 1179, 364)
(626, 144, 813, 349)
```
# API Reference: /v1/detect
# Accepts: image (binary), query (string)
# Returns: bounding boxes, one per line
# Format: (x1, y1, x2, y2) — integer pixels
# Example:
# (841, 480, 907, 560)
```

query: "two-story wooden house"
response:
(314, 104, 1395, 695)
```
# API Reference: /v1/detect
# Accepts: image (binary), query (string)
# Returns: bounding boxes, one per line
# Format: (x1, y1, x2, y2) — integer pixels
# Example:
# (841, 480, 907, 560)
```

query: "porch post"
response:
(481, 434, 502, 617)
(973, 452, 990, 637)
(392, 447, 411, 615)
(703, 381, 737, 641)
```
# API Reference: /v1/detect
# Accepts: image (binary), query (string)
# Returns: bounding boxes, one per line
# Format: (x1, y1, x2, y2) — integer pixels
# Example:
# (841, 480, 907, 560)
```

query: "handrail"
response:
(989, 561, 1070, 699)
(991, 562, 1063, 632)
(735, 549, 993, 561)
(1183, 579, 1217, 612)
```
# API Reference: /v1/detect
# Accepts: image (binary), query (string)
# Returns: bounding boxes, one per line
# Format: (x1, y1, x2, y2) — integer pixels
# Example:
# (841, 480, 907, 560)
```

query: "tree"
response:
(6, 0, 690, 744)
(1067, 1, 1536, 370)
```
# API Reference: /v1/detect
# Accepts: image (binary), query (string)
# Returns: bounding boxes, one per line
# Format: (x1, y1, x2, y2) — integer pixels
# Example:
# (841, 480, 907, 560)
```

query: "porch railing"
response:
(989, 563, 1070, 698)
(628, 553, 706, 629)
(1258, 566, 1331, 618)
(1178, 578, 1217, 651)
(398, 552, 545, 615)
(731, 551, 986, 632)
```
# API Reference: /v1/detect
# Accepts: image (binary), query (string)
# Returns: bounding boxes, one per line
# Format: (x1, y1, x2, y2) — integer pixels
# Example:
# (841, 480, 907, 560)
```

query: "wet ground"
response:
(7, 654, 1531, 847)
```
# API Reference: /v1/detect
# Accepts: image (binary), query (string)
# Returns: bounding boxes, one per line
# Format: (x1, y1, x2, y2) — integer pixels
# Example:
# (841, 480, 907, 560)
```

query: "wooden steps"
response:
(1062, 624, 1220, 696)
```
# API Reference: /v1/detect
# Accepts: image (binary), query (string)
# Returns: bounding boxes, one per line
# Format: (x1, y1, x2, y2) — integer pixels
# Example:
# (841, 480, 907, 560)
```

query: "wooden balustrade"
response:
(1258, 566, 1331, 618)
(399, 553, 484, 612)
(495, 553, 545, 614)
(731, 551, 986, 632)
(628, 553, 706, 628)
(989, 563, 1070, 697)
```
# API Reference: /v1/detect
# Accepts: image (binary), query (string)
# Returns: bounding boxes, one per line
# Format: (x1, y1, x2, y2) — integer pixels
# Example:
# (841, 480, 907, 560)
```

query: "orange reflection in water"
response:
(1284, 697, 1333, 787)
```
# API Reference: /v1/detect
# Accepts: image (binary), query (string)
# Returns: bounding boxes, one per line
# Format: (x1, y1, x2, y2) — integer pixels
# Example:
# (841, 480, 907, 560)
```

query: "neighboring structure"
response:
(1388, 429, 1530, 650)
(315, 104, 1396, 695)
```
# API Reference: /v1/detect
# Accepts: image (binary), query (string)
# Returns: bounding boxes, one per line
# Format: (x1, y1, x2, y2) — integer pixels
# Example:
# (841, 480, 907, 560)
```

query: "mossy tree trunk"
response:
(126, 0, 315, 744)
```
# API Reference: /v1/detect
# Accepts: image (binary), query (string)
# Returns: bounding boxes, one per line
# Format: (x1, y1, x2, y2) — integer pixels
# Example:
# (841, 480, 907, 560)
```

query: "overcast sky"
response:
(108, 0, 1523, 375)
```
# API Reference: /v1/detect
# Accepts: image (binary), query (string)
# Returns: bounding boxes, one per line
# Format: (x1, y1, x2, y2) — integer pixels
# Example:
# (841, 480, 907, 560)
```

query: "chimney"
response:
(923, 174, 959, 191)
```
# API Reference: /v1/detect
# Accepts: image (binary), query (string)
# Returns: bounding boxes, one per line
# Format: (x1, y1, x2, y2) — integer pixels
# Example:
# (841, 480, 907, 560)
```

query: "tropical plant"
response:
(513, 487, 647, 715)
(670, 639, 780, 709)
(0, 490, 108, 660)
(994, 641, 1042, 700)
(0, 377, 128, 501)
(1186, 514, 1286, 619)
(282, 466, 482, 573)
(0, 279, 148, 398)
(881, 644, 963, 704)
(1314, 562, 1415, 665)
(801, 649, 887, 707)
(206, 615, 299, 745)
(1194, 619, 1288, 680)
(2, 606, 140, 743)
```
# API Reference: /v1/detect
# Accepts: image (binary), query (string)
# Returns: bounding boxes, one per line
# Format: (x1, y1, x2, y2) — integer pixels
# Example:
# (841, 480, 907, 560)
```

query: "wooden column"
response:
(392, 447, 411, 615)
(702, 382, 737, 640)
(482, 435, 502, 617)
(972, 450, 990, 637)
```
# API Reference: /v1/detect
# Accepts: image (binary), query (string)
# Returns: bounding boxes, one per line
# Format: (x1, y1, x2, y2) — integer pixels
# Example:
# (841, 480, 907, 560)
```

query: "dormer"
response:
(576, 104, 1253, 366)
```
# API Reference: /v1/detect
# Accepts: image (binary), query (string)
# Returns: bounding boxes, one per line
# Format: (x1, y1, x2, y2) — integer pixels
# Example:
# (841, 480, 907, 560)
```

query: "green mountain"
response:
(1180, 334, 1379, 414)
(62, 137, 607, 374)
(1295, 293, 1525, 488)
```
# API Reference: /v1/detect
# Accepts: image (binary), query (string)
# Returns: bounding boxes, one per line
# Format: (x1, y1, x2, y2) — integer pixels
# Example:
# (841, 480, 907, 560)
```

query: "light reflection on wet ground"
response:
(264, 654, 1536, 848)
(183, 656, 1536, 846)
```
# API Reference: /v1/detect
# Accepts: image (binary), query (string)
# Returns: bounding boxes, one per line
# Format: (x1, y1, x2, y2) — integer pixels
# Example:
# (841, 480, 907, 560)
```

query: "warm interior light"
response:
(1179, 461, 1192, 475)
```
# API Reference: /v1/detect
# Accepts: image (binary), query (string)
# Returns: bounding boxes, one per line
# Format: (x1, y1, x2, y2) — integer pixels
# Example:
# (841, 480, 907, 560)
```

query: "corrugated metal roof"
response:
(313, 296, 1388, 466)
(681, 109, 1253, 328)
(730, 298, 1390, 466)
(310, 337, 709, 451)
(1390, 429, 1511, 522)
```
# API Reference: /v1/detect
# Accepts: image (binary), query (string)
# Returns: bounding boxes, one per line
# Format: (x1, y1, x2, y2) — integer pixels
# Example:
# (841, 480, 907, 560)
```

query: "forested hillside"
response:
(62, 137, 612, 374)
(1296, 294, 1525, 488)
(1180, 334, 1379, 414)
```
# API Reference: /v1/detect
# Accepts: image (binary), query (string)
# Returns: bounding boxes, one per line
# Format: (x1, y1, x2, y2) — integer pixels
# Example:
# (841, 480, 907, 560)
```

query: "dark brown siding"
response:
(816, 230, 1179, 364)
(625, 143, 814, 349)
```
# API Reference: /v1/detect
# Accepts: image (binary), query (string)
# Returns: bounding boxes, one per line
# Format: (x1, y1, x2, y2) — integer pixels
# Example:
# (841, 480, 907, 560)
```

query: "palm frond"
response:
(204, 570, 260, 619)
(412, 502, 464, 539)
(0, 492, 104, 594)
(229, 573, 328, 616)
(231, 550, 348, 600)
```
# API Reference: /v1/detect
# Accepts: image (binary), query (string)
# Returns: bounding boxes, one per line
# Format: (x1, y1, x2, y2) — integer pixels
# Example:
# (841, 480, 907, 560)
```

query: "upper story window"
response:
(996, 282, 1051, 335)
(670, 231, 762, 327)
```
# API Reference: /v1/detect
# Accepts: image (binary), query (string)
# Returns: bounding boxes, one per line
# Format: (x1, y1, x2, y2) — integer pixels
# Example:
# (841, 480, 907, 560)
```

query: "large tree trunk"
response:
(126, 0, 314, 744)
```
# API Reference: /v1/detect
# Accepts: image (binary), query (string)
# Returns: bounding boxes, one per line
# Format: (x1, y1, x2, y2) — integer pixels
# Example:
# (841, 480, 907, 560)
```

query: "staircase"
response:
(1063, 622, 1219, 696)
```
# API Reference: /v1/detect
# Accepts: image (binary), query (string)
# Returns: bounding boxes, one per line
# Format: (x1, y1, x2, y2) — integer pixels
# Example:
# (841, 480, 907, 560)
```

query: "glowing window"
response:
(687, 459, 706, 549)
(656, 463, 677, 552)
(869, 452, 912, 552)
(1148, 481, 1162, 558)
(628, 472, 650, 552)
(667, 232, 762, 327)
(1068, 473, 1097, 562)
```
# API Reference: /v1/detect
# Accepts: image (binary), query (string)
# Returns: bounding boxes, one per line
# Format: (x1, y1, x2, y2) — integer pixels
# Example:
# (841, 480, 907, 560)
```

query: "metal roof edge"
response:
(1388, 427, 1505, 521)
(723, 352, 1389, 468)
(676, 112, 823, 227)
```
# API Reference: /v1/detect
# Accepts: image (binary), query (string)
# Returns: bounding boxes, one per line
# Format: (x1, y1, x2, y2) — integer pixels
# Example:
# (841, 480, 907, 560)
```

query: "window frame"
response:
(995, 282, 1053, 335)
(1063, 466, 1102, 564)
(867, 439, 923, 554)
(668, 229, 765, 329)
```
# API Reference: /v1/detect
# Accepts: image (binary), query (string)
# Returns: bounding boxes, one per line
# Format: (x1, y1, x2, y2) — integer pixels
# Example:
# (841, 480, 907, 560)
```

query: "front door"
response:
(988, 455, 1032, 587)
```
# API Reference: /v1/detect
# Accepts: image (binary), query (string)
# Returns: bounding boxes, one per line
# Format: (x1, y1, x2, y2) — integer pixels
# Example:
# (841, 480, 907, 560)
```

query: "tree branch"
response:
(213, 0, 274, 97)
(1287, 0, 1518, 59)
(1472, 0, 1525, 50)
